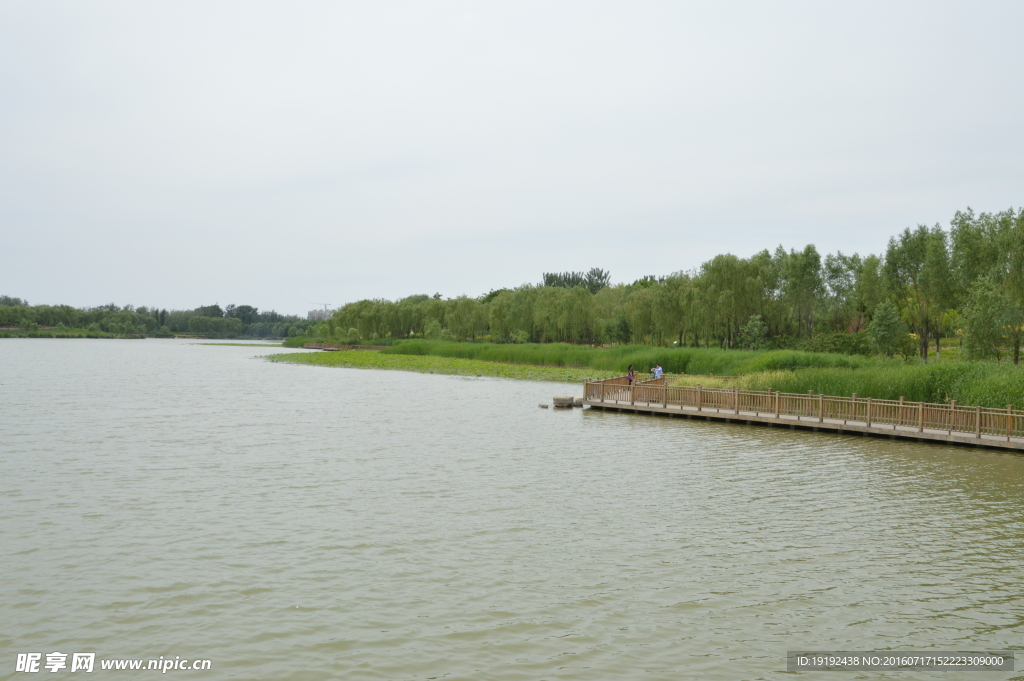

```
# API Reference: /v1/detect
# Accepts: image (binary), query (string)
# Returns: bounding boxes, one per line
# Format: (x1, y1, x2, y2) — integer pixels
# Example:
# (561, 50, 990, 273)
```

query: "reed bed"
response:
(384, 341, 880, 375)
(386, 340, 1024, 409)
(267, 349, 618, 383)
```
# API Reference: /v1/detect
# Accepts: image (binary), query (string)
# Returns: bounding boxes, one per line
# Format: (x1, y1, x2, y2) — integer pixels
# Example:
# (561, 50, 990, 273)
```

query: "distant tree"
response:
(543, 268, 610, 294)
(962, 277, 1011, 361)
(781, 244, 823, 339)
(584, 268, 611, 294)
(855, 254, 883, 324)
(610, 317, 631, 344)
(487, 291, 515, 341)
(480, 288, 511, 304)
(423, 319, 442, 340)
(0, 295, 28, 306)
(225, 304, 259, 325)
(820, 252, 859, 333)
(736, 315, 768, 350)
(630, 275, 660, 289)
(884, 225, 953, 361)
(866, 299, 910, 358)
(543, 271, 585, 289)
(195, 304, 224, 318)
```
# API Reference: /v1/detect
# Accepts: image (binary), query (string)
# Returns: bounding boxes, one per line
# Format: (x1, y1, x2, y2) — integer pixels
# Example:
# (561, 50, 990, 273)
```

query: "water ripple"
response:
(2, 339, 1023, 680)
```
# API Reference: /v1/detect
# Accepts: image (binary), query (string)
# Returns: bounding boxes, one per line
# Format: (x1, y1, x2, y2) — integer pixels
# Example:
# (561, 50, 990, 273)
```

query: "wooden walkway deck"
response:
(583, 377, 1024, 452)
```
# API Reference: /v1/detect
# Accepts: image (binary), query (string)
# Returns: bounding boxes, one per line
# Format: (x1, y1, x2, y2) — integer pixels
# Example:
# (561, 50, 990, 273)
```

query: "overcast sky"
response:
(2, 1, 1022, 315)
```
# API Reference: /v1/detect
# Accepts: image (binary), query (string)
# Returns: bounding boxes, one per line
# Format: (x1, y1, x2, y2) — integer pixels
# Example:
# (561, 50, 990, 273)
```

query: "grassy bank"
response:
(383, 340, 1024, 408)
(384, 340, 889, 374)
(282, 336, 396, 348)
(0, 329, 143, 339)
(267, 349, 618, 382)
(198, 342, 284, 347)
(672, 362, 1024, 409)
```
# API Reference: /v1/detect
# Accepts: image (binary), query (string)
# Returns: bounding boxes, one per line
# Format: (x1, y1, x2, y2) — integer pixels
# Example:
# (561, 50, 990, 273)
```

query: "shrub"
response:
(736, 315, 768, 350)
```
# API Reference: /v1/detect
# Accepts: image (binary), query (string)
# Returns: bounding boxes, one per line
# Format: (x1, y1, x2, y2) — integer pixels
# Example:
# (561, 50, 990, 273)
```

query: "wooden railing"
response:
(584, 376, 1024, 440)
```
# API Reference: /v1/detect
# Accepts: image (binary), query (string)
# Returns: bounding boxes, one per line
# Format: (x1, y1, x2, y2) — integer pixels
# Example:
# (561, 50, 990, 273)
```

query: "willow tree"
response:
(962, 277, 1011, 361)
(996, 209, 1024, 363)
(884, 226, 953, 361)
(779, 245, 823, 339)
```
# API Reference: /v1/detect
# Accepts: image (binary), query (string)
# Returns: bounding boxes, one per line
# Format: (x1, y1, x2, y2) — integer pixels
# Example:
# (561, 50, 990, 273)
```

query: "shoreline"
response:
(266, 349, 618, 383)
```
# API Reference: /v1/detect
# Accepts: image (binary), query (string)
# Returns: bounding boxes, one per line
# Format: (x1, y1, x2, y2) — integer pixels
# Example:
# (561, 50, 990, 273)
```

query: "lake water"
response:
(2, 339, 1023, 680)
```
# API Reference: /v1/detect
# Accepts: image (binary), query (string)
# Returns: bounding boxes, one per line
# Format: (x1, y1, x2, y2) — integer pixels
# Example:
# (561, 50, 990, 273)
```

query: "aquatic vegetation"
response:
(266, 349, 618, 383)
(198, 342, 284, 347)
(670, 363, 1024, 409)
(384, 340, 886, 374)
(384, 340, 1024, 408)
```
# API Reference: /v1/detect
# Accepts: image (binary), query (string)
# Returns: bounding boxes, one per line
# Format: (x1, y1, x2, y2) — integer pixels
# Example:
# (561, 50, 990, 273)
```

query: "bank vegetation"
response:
(318, 207, 1024, 365)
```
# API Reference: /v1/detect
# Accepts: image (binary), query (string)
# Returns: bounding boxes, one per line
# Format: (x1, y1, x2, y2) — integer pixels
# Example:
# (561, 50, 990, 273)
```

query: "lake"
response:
(2, 339, 1022, 679)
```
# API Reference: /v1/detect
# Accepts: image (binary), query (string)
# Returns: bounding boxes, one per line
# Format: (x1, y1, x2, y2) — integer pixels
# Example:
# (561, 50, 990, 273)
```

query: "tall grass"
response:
(386, 340, 1024, 408)
(734, 363, 1024, 409)
(385, 341, 888, 374)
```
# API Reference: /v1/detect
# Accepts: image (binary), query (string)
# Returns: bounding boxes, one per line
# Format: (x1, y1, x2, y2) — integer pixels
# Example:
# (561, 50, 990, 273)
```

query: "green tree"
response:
(820, 252, 860, 333)
(423, 319, 442, 340)
(584, 268, 611, 294)
(920, 228, 954, 359)
(854, 254, 883, 327)
(997, 208, 1024, 363)
(779, 245, 823, 339)
(883, 226, 951, 361)
(866, 299, 909, 358)
(962, 277, 1011, 361)
(736, 314, 768, 350)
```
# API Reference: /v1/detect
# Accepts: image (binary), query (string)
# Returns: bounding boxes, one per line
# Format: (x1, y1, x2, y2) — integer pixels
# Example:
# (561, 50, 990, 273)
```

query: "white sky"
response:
(2, 1, 1022, 315)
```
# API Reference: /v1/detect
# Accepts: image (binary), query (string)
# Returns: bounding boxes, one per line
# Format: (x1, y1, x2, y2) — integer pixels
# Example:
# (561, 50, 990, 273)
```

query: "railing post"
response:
(591, 376, 1010, 446)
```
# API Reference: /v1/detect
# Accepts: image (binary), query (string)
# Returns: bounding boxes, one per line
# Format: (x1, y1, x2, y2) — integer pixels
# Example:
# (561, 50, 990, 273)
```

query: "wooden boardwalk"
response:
(583, 376, 1024, 452)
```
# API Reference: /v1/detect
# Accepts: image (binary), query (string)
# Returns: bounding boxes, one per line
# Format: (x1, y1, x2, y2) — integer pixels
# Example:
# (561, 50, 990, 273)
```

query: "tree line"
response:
(0, 300, 312, 338)
(323, 207, 1024, 362)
